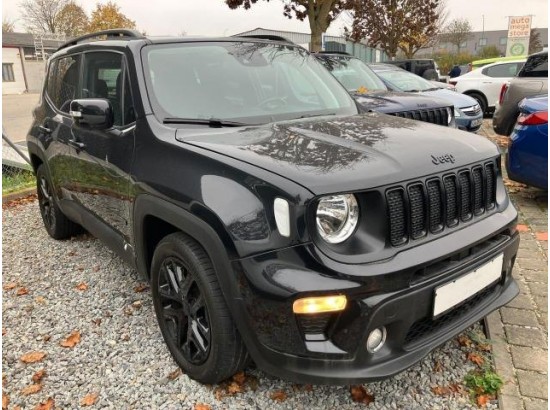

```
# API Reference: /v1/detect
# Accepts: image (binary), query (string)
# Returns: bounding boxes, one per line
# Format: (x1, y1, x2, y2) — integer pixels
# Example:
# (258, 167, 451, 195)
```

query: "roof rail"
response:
(236, 34, 294, 44)
(57, 29, 145, 51)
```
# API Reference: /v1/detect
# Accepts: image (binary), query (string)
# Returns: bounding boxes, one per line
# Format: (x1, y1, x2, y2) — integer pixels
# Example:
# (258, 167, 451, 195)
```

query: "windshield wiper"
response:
(162, 117, 249, 127)
(299, 113, 336, 119)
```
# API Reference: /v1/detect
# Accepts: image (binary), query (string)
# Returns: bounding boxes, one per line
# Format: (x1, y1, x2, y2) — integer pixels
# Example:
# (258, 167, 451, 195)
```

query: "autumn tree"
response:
(2, 17, 16, 33)
(529, 28, 543, 54)
(20, 0, 69, 33)
(88, 1, 136, 32)
(224, 0, 350, 52)
(56, 1, 88, 37)
(346, 0, 441, 59)
(440, 18, 473, 53)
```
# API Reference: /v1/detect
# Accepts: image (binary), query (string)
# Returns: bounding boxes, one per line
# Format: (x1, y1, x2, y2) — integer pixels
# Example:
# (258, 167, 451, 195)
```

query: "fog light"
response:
(366, 327, 387, 353)
(293, 295, 347, 314)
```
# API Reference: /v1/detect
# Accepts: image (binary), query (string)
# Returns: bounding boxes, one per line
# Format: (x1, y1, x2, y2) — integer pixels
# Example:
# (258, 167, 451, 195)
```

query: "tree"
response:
(56, 1, 88, 37)
(346, 0, 441, 59)
(224, 0, 350, 52)
(477, 45, 500, 59)
(529, 28, 543, 54)
(20, 0, 68, 33)
(88, 1, 136, 32)
(440, 18, 473, 53)
(2, 17, 16, 33)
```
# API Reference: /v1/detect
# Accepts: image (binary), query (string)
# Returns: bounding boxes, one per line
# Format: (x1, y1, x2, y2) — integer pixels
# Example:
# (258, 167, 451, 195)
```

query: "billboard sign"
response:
(506, 16, 532, 57)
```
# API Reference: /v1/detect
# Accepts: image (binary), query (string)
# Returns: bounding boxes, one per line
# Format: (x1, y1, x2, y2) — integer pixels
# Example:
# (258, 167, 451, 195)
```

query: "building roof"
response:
(2, 32, 66, 49)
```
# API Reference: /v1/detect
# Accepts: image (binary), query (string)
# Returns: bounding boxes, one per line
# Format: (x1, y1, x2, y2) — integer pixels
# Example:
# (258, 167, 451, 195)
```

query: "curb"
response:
(2, 187, 36, 204)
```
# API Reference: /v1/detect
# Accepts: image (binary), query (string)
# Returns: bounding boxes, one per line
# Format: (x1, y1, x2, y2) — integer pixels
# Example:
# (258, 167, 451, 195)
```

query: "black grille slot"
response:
(391, 109, 449, 126)
(472, 167, 484, 215)
(408, 184, 426, 239)
(443, 175, 458, 226)
(298, 314, 332, 334)
(485, 163, 496, 210)
(427, 180, 443, 233)
(387, 189, 407, 246)
(458, 171, 472, 221)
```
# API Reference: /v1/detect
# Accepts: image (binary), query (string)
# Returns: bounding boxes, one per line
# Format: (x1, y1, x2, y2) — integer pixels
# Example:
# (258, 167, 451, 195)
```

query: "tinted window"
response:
(518, 54, 548, 78)
(319, 57, 387, 92)
(47, 55, 80, 112)
(484, 63, 521, 78)
(2, 63, 15, 82)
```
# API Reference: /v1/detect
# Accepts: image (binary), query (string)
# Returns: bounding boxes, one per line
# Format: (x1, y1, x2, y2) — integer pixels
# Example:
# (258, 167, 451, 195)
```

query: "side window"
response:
(518, 54, 548, 78)
(484, 63, 519, 78)
(47, 55, 80, 112)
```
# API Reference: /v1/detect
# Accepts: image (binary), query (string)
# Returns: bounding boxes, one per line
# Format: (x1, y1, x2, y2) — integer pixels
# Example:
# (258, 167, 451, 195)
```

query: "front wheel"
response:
(467, 92, 488, 115)
(151, 232, 249, 384)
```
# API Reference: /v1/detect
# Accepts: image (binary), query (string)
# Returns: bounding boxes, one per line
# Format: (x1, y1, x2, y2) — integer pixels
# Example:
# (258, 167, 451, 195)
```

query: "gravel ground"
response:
(3, 200, 498, 409)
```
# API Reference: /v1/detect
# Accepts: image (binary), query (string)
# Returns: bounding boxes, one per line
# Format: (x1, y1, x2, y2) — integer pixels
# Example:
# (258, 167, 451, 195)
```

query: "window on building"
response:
(500, 37, 508, 46)
(2, 64, 15, 82)
(460, 41, 468, 48)
(479, 38, 487, 46)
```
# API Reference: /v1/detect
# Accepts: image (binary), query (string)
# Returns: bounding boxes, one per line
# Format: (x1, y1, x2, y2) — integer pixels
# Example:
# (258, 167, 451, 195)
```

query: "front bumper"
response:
(456, 115, 483, 132)
(229, 204, 519, 384)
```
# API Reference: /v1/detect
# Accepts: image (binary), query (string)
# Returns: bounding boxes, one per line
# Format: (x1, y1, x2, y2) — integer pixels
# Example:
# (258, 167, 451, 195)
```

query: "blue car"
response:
(370, 63, 484, 132)
(507, 95, 548, 189)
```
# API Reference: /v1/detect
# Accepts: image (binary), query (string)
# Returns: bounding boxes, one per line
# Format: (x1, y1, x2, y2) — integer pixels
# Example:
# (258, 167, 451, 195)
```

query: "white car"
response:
(449, 59, 526, 114)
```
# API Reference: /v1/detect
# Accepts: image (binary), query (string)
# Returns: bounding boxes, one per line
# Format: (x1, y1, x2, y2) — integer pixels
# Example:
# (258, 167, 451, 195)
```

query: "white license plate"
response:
(433, 254, 503, 317)
(471, 118, 483, 127)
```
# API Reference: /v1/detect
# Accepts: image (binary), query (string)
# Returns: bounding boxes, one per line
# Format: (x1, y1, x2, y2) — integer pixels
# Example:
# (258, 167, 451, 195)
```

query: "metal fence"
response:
(2, 131, 35, 196)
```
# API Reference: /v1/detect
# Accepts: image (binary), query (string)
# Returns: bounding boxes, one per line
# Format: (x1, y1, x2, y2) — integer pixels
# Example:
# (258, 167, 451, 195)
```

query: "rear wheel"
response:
(151, 232, 249, 383)
(36, 164, 80, 240)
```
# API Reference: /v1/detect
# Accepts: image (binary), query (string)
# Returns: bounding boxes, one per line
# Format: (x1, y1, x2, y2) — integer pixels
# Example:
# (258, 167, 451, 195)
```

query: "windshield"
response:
(375, 69, 437, 92)
(318, 56, 387, 92)
(143, 42, 357, 125)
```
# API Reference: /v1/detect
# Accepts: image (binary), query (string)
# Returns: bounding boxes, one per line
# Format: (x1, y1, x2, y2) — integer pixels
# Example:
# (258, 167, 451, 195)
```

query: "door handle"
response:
(68, 139, 86, 151)
(39, 125, 52, 134)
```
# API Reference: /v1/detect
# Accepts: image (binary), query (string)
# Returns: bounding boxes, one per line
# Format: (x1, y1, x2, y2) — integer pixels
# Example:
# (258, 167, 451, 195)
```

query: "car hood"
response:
(175, 112, 498, 195)
(352, 90, 452, 113)
(419, 89, 478, 109)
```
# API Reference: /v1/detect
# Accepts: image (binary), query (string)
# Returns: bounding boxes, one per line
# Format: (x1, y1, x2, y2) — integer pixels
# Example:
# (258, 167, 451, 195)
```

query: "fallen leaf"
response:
(2, 328, 6, 336)
(92, 318, 102, 326)
(16, 287, 29, 296)
(232, 371, 246, 385)
(431, 385, 450, 396)
(43, 335, 51, 342)
(478, 343, 492, 352)
(194, 404, 211, 410)
(75, 283, 88, 291)
(303, 383, 313, 392)
(167, 368, 182, 380)
(80, 392, 98, 406)
(3, 283, 17, 290)
(60, 330, 81, 348)
(132, 300, 142, 309)
(21, 383, 42, 395)
(35, 296, 46, 304)
(477, 394, 490, 407)
(270, 390, 287, 402)
(214, 387, 225, 401)
(20, 351, 47, 363)
(457, 335, 473, 347)
(350, 385, 374, 404)
(2, 392, 9, 410)
(35, 397, 54, 410)
(133, 283, 149, 293)
(32, 369, 46, 383)
(536, 232, 548, 241)
(227, 381, 242, 395)
(433, 360, 443, 372)
(467, 352, 484, 366)
(516, 224, 529, 232)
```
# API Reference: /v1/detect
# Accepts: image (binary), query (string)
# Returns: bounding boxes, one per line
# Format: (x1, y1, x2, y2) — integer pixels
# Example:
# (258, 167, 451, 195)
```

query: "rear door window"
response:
(483, 63, 522, 78)
(518, 54, 548, 78)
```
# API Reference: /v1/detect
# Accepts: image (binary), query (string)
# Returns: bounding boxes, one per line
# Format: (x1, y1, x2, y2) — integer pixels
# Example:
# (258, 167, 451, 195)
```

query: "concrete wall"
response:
(24, 60, 47, 93)
(2, 47, 26, 94)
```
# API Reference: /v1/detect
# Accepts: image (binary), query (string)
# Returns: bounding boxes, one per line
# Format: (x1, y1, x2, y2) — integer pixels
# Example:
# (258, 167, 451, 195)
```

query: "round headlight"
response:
(316, 194, 359, 244)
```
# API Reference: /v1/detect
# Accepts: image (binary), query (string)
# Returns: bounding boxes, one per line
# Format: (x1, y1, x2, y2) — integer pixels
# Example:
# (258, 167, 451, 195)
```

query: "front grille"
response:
(391, 107, 450, 126)
(462, 105, 482, 116)
(386, 161, 497, 247)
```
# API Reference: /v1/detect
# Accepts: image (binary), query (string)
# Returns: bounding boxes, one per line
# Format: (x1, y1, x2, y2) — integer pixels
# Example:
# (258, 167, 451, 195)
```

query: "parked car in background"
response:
(370, 63, 483, 132)
(506, 95, 548, 189)
(493, 51, 548, 136)
(449, 59, 526, 114)
(384, 58, 441, 81)
(471, 56, 525, 70)
(315, 53, 455, 127)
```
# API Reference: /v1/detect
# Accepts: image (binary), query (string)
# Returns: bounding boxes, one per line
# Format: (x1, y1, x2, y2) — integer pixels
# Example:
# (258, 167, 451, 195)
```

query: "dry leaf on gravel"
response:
(457, 335, 473, 347)
(75, 283, 88, 291)
(232, 371, 246, 385)
(133, 283, 149, 293)
(194, 404, 211, 410)
(32, 369, 46, 383)
(80, 392, 99, 406)
(2, 392, 9, 410)
(433, 360, 443, 372)
(477, 394, 491, 407)
(35, 397, 54, 410)
(478, 343, 492, 352)
(2, 328, 5, 336)
(60, 330, 81, 348)
(350, 385, 374, 404)
(167, 368, 182, 380)
(35, 296, 46, 304)
(43, 335, 51, 342)
(270, 390, 287, 402)
(431, 385, 450, 396)
(16, 287, 29, 296)
(21, 383, 42, 395)
(467, 352, 484, 366)
(227, 382, 242, 395)
(3, 283, 17, 290)
(20, 352, 47, 363)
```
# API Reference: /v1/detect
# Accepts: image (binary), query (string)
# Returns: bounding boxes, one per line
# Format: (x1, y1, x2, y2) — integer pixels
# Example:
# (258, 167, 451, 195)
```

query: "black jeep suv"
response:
(28, 29, 519, 385)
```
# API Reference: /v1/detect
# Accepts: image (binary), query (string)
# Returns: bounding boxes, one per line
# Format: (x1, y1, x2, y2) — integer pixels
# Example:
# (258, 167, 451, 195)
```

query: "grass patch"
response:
(2, 169, 35, 194)
(464, 370, 503, 396)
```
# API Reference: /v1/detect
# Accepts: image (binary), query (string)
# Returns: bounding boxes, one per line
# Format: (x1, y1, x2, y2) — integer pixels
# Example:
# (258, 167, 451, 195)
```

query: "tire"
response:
(467, 92, 488, 115)
(36, 164, 80, 240)
(151, 232, 249, 384)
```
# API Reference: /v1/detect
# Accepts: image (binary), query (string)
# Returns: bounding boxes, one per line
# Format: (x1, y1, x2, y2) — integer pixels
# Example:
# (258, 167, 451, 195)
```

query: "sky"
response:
(2, 0, 548, 37)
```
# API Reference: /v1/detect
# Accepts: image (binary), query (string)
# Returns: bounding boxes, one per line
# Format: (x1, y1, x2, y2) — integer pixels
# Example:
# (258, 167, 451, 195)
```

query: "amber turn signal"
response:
(293, 295, 347, 314)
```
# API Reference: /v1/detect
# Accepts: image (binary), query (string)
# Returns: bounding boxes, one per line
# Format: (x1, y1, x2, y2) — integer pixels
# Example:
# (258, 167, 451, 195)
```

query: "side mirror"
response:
(70, 99, 114, 130)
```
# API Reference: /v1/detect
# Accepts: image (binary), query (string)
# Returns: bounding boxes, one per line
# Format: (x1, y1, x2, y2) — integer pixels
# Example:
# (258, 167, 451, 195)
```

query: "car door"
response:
(480, 62, 524, 107)
(67, 50, 136, 247)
